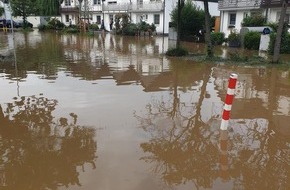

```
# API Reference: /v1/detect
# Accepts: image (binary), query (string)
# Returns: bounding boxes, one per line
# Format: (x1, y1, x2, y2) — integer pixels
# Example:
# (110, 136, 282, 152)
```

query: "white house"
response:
(218, 0, 290, 37)
(60, 0, 179, 34)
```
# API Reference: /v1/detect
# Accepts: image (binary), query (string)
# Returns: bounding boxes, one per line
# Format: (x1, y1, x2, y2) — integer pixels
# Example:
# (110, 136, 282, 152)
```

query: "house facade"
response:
(60, 0, 178, 34)
(218, 0, 290, 37)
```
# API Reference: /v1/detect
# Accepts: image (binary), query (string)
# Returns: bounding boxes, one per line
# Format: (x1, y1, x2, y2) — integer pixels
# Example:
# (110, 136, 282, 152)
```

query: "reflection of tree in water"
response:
(227, 120, 290, 190)
(136, 64, 218, 188)
(136, 65, 290, 190)
(0, 95, 97, 190)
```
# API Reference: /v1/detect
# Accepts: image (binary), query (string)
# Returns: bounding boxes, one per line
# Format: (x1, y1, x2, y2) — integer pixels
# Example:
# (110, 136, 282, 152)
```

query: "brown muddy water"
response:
(0, 31, 289, 190)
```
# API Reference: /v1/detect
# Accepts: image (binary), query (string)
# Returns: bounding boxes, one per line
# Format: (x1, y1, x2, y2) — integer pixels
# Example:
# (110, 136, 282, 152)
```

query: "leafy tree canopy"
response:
(10, 0, 40, 20)
(171, 0, 206, 38)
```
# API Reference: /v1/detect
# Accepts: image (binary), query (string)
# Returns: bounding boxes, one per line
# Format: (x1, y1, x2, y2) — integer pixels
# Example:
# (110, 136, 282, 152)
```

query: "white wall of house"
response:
(218, 0, 290, 37)
(220, 10, 245, 37)
(59, 0, 175, 34)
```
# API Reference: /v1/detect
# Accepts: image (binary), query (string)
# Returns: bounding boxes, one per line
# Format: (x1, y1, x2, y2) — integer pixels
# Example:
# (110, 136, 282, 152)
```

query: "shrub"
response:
(268, 23, 290, 54)
(211, 32, 225, 45)
(46, 18, 65, 30)
(122, 23, 138, 36)
(244, 31, 261, 50)
(227, 30, 241, 47)
(241, 14, 266, 27)
(89, 24, 99, 31)
(38, 24, 47, 31)
(166, 47, 188, 57)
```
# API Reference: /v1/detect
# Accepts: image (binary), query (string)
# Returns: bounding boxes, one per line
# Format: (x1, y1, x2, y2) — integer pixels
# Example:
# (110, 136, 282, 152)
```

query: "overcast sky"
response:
(193, 2, 220, 16)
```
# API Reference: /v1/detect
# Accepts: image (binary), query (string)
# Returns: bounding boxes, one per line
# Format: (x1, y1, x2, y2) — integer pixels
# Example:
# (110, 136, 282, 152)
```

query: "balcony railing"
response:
(260, 0, 283, 8)
(130, 2, 164, 12)
(218, 0, 261, 10)
(103, 3, 130, 12)
(60, 7, 79, 13)
(102, 2, 164, 12)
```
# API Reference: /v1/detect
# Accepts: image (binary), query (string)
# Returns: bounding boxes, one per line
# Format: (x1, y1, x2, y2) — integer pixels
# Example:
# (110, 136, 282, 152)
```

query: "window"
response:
(94, 0, 101, 5)
(229, 13, 236, 26)
(65, 0, 71, 6)
(154, 14, 160, 24)
(96, 15, 101, 24)
(65, 15, 69, 23)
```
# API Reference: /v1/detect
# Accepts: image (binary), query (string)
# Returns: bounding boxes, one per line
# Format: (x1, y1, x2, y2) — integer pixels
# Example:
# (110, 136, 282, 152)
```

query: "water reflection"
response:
(0, 31, 289, 190)
(136, 63, 290, 189)
(0, 95, 96, 189)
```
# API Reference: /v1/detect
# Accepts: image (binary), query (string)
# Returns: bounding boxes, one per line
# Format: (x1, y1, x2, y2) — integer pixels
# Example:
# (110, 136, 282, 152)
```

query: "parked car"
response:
(15, 20, 33, 28)
(0, 19, 19, 28)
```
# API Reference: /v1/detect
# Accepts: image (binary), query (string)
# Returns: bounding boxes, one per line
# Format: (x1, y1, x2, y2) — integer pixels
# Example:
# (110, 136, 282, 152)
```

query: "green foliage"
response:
(10, 0, 40, 21)
(38, 24, 47, 31)
(46, 18, 65, 30)
(138, 21, 151, 32)
(267, 22, 278, 32)
(241, 14, 266, 27)
(227, 30, 241, 47)
(122, 23, 138, 36)
(269, 32, 290, 54)
(39, 0, 61, 16)
(115, 13, 130, 34)
(244, 31, 261, 50)
(0, 7, 4, 16)
(171, 0, 206, 38)
(63, 27, 79, 34)
(89, 24, 99, 31)
(166, 47, 188, 57)
(150, 23, 156, 32)
(210, 32, 225, 45)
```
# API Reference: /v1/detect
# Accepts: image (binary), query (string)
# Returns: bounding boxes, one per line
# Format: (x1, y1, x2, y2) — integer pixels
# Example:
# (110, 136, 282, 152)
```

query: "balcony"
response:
(103, 3, 130, 12)
(130, 2, 164, 13)
(60, 7, 79, 13)
(218, 0, 261, 10)
(102, 2, 164, 12)
(260, 0, 283, 8)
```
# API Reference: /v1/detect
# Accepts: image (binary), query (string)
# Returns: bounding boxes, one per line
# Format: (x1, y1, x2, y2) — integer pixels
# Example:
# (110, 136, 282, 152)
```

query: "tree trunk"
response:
(204, 0, 213, 57)
(272, 0, 288, 63)
(176, 0, 184, 49)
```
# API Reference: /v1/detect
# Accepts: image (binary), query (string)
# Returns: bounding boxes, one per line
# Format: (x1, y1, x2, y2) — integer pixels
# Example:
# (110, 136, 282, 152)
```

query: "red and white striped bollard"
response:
(220, 73, 238, 130)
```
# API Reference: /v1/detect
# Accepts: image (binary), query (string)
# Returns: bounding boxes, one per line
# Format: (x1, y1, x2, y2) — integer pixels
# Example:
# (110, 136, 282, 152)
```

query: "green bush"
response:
(46, 18, 65, 30)
(166, 47, 188, 57)
(122, 23, 138, 36)
(89, 24, 99, 31)
(269, 33, 290, 54)
(211, 32, 225, 45)
(268, 23, 290, 54)
(63, 28, 79, 34)
(241, 14, 266, 27)
(227, 30, 241, 47)
(38, 24, 47, 31)
(244, 31, 261, 50)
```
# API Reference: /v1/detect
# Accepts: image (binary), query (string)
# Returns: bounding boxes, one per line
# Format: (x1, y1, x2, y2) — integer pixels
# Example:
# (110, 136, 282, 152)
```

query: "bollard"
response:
(220, 73, 238, 130)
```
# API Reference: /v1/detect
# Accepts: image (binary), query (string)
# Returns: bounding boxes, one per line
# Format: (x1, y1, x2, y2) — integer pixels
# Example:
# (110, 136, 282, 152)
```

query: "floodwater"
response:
(0, 31, 289, 190)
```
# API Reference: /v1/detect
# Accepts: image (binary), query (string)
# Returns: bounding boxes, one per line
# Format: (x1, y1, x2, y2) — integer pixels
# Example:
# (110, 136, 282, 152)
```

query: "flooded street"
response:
(0, 31, 289, 190)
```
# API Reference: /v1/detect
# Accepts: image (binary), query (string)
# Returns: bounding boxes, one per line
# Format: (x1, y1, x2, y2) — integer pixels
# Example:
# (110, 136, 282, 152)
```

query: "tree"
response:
(203, 0, 213, 57)
(10, 0, 40, 27)
(39, 0, 62, 16)
(272, 0, 288, 63)
(171, 0, 205, 42)
(176, 0, 185, 49)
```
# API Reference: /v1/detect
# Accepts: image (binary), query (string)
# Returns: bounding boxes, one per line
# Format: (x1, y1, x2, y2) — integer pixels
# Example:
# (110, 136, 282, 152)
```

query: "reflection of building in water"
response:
(61, 34, 170, 77)
(211, 67, 290, 137)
